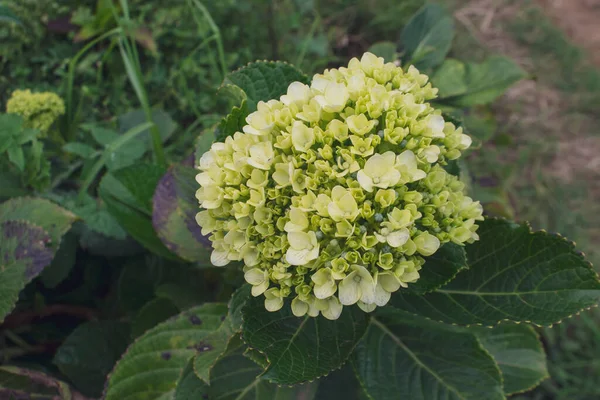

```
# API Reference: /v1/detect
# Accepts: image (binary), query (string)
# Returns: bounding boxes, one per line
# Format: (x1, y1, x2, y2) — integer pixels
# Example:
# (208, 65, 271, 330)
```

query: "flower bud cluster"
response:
(6, 89, 65, 135)
(196, 53, 483, 319)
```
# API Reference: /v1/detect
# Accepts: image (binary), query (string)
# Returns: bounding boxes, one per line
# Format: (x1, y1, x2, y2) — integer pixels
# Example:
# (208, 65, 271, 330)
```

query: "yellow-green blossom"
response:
(6, 89, 65, 135)
(196, 52, 483, 319)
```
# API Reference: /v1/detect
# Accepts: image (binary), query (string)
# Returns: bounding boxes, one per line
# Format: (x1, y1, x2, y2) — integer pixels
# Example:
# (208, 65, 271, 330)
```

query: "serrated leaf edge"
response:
(392, 217, 600, 328)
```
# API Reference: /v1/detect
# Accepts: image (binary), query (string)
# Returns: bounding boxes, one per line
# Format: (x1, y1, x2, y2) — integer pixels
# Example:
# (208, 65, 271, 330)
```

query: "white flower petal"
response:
(265, 297, 283, 312)
(291, 297, 309, 317)
(374, 282, 391, 307)
(338, 274, 361, 305)
(210, 250, 230, 266)
(251, 280, 269, 297)
(386, 229, 410, 248)
(314, 281, 336, 299)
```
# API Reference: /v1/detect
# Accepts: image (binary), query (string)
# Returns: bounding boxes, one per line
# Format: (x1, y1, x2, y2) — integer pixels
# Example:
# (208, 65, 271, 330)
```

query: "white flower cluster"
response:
(196, 53, 483, 319)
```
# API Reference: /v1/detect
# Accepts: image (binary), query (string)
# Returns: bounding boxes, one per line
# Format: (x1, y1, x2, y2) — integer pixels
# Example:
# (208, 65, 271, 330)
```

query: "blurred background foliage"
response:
(1, 0, 599, 398)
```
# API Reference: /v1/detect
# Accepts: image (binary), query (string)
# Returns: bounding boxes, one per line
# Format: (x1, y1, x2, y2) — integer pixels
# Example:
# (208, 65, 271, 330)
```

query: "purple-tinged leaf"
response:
(153, 156, 212, 263)
(0, 220, 53, 322)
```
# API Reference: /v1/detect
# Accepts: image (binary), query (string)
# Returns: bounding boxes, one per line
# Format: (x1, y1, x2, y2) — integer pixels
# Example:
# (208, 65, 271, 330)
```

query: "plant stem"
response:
(188, 0, 228, 80)
(77, 121, 154, 200)
(65, 28, 122, 142)
(112, 0, 166, 167)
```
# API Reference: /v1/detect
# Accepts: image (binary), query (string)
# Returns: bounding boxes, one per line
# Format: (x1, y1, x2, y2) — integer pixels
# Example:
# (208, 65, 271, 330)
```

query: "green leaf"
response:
(367, 41, 398, 62)
(63, 142, 98, 159)
(215, 100, 249, 141)
(155, 283, 206, 311)
(431, 59, 468, 98)
(195, 127, 216, 162)
(0, 5, 22, 25)
(104, 303, 228, 400)
(53, 321, 131, 397)
(88, 125, 120, 146)
(224, 61, 309, 112)
(438, 57, 527, 107)
(400, 3, 454, 70)
(55, 193, 127, 240)
(173, 359, 209, 399)
(192, 324, 236, 384)
(352, 307, 504, 400)
(391, 219, 600, 326)
(99, 163, 177, 259)
(0, 197, 77, 253)
(153, 158, 212, 262)
(131, 297, 180, 338)
(118, 108, 178, 147)
(40, 230, 78, 288)
(407, 242, 467, 294)
(178, 346, 318, 400)
(314, 365, 362, 400)
(241, 296, 369, 384)
(0, 221, 53, 322)
(471, 324, 548, 395)
(191, 285, 252, 384)
(118, 257, 163, 314)
(0, 366, 85, 399)
(7, 146, 25, 171)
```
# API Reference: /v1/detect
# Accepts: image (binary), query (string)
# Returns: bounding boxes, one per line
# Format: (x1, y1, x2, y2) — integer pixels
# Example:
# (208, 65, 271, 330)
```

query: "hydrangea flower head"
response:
(6, 89, 65, 135)
(196, 53, 483, 319)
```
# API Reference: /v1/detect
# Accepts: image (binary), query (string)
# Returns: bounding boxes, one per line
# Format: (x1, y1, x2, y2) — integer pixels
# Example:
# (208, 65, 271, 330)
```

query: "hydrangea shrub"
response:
(195, 53, 483, 319)
(2, 5, 599, 398)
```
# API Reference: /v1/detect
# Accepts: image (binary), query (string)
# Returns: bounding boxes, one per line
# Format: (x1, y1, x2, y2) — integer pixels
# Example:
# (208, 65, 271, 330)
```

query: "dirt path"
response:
(536, 0, 600, 67)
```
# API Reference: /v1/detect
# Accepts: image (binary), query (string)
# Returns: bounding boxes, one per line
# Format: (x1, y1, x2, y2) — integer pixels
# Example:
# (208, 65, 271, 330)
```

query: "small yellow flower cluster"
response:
(6, 89, 65, 135)
(196, 53, 483, 319)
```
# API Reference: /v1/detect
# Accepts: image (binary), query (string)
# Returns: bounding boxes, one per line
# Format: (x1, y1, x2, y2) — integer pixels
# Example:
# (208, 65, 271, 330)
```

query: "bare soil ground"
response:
(454, 0, 600, 189)
(537, 0, 600, 67)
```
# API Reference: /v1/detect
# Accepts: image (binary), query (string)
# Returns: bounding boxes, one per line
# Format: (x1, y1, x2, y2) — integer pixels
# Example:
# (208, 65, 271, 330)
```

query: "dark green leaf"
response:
(118, 257, 163, 314)
(192, 324, 236, 384)
(228, 284, 251, 332)
(152, 158, 211, 262)
(353, 307, 504, 400)
(391, 219, 600, 326)
(438, 57, 527, 107)
(195, 127, 216, 162)
(63, 142, 98, 159)
(131, 297, 180, 338)
(431, 59, 468, 98)
(173, 359, 209, 399)
(0, 221, 53, 322)
(215, 100, 248, 141)
(314, 365, 362, 400)
(56, 193, 127, 240)
(104, 303, 228, 400)
(209, 346, 318, 400)
(471, 324, 548, 395)
(241, 296, 369, 384)
(118, 108, 178, 147)
(400, 3, 454, 70)
(0, 172, 27, 200)
(407, 242, 467, 294)
(0, 197, 78, 253)
(155, 283, 206, 310)
(53, 321, 131, 397)
(0, 5, 22, 25)
(0, 366, 84, 399)
(40, 230, 78, 288)
(224, 61, 309, 112)
(99, 164, 177, 259)
(367, 41, 398, 62)
(7, 146, 24, 171)
(88, 125, 120, 146)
